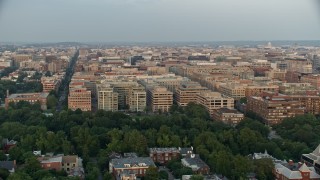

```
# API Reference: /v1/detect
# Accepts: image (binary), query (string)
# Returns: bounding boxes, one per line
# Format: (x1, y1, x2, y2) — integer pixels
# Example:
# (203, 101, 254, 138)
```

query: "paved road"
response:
(56, 50, 79, 111)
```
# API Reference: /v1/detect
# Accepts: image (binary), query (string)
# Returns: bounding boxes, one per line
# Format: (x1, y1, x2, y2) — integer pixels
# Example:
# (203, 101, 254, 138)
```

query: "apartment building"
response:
(247, 92, 304, 125)
(96, 84, 118, 112)
(286, 58, 313, 74)
(301, 74, 320, 90)
(41, 76, 61, 93)
(196, 91, 234, 116)
(175, 81, 208, 106)
(212, 108, 244, 126)
(99, 80, 146, 112)
(219, 83, 247, 100)
(245, 84, 279, 97)
(129, 85, 146, 112)
(301, 144, 320, 174)
(5, 92, 49, 110)
(279, 83, 318, 95)
(147, 86, 173, 113)
(68, 81, 91, 111)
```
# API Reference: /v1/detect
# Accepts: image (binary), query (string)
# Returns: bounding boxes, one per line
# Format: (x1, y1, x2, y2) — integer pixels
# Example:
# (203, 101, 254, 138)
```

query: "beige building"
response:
(196, 91, 234, 116)
(212, 108, 244, 126)
(129, 85, 147, 112)
(219, 83, 247, 100)
(175, 81, 208, 106)
(147, 86, 173, 112)
(96, 84, 118, 112)
(5, 92, 49, 110)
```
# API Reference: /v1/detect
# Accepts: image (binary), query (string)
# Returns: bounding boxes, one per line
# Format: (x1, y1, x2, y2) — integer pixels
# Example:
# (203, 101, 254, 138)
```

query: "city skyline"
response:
(0, 0, 319, 43)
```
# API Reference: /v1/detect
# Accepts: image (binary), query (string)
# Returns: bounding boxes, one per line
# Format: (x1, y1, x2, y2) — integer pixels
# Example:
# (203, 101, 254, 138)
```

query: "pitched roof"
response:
(62, 156, 77, 164)
(313, 144, 320, 156)
(0, 161, 14, 171)
(299, 163, 310, 172)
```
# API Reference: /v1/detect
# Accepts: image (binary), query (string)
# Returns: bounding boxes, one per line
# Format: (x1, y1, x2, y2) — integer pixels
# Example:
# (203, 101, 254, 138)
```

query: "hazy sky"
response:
(0, 0, 319, 42)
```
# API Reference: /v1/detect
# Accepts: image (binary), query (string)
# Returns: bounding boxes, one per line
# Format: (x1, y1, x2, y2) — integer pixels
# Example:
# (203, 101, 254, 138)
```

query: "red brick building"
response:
(149, 148, 180, 164)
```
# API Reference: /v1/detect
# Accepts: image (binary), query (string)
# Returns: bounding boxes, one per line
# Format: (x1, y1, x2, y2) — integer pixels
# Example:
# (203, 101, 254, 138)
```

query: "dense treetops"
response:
(0, 102, 318, 179)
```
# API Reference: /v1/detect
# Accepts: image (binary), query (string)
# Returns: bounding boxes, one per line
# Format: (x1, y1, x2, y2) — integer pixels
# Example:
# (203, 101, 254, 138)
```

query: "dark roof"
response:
(0, 161, 14, 171)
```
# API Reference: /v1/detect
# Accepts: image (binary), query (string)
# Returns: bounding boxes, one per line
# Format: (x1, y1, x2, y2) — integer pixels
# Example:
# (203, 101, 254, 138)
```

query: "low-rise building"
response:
(301, 144, 320, 174)
(181, 154, 210, 175)
(5, 92, 49, 110)
(109, 157, 155, 178)
(274, 161, 320, 180)
(149, 148, 180, 164)
(247, 92, 304, 125)
(212, 108, 244, 126)
(0, 161, 16, 173)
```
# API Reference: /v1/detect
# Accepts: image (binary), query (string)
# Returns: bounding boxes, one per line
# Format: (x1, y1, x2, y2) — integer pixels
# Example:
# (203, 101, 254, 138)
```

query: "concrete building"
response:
(96, 84, 118, 112)
(41, 76, 62, 93)
(147, 86, 173, 113)
(68, 81, 91, 111)
(247, 92, 305, 125)
(279, 83, 318, 95)
(175, 81, 208, 106)
(286, 58, 313, 74)
(5, 92, 49, 110)
(212, 108, 244, 126)
(219, 83, 247, 100)
(196, 91, 234, 116)
(129, 85, 146, 112)
(301, 74, 320, 90)
(245, 84, 279, 97)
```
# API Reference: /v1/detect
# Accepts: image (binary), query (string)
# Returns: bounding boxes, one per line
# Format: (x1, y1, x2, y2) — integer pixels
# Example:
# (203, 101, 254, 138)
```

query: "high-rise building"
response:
(196, 91, 234, 116)
(175, 81, 208, 106)
(147, 86, 173, 112)
(96, 84, 118, 112)
(68, 81, 91, 111)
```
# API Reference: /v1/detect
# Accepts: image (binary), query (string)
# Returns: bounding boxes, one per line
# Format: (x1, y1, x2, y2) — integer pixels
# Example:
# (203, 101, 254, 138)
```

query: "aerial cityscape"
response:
(0, 0, 320, 180)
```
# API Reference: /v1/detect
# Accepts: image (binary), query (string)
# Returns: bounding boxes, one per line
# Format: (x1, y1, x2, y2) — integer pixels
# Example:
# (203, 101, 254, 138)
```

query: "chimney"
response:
(289, 160, 294, 166)
(6, 89, 9, 97)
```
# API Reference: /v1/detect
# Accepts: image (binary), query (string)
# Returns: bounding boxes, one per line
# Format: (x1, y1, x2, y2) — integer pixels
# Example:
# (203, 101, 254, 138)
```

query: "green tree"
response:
(0, 168, 10, 180)
(191, 175, 204, 180)
(145, 166, 159, 180)
(7, 172, 33, 180)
